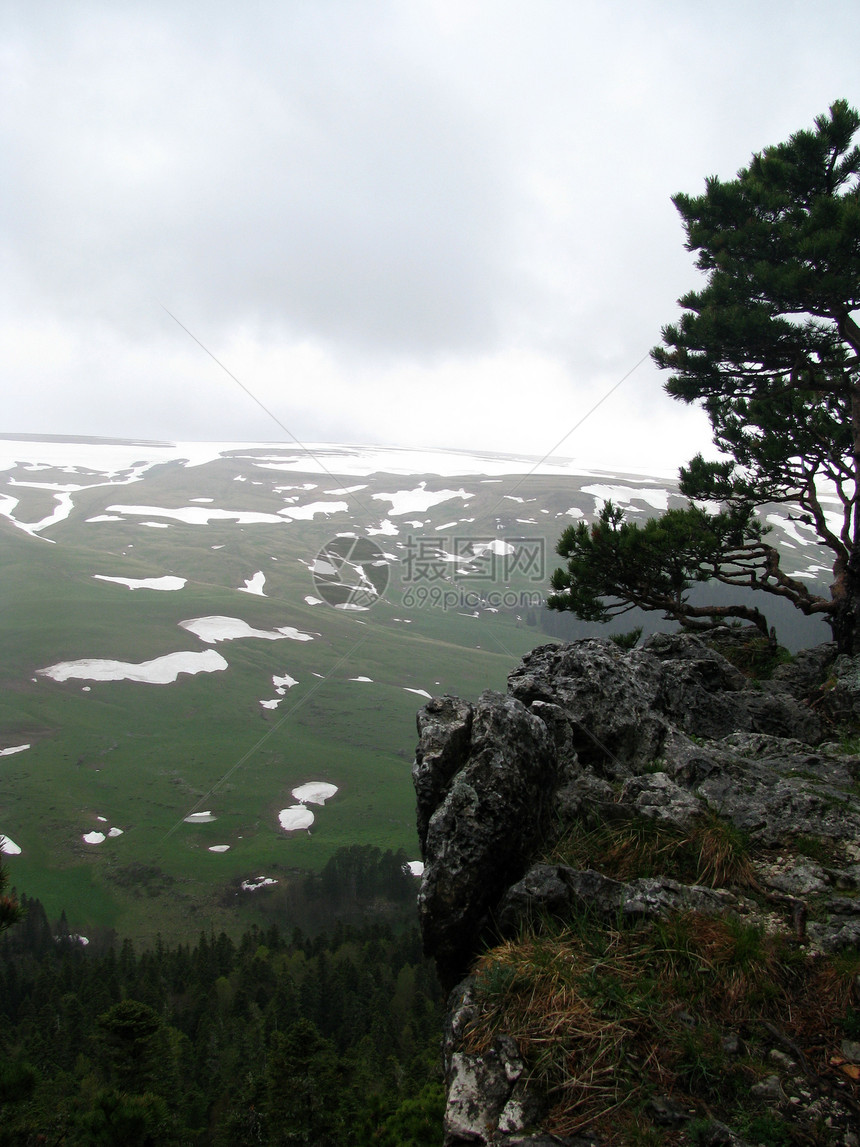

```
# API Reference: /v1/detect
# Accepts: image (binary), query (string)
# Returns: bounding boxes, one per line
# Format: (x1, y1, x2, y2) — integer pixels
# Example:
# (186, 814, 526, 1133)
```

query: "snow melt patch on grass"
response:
(292, 782, 338, 805)
(184, 812, 216, 823)
(0, 834, 21, 855)
(83, 831, 106, 845)
(404, 688, 432, 699)
(108, 503, 290, 526)
(278, 500, 349, 521)
(242, 876, 278, 891)
(471, 539, 515, 557)
(765, 513, 825, 548)
(0, 744, 30, 757)
(368, 519, 399, 536)
(94, 575, 187, 591)
(209, 845, 230, 852)
(239, 571, 266, 595)
(582, 484, 670, 513)
(278, 806, 314, 831)
(372, 484, 473, 516)
(260, 673, 299, 709)
(179, 616, 313, 643)
(38, 650, 229, 684)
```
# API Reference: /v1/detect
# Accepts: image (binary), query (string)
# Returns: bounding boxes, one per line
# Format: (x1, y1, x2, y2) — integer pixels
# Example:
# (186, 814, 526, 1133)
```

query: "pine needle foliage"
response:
(550, 101, 860, 653)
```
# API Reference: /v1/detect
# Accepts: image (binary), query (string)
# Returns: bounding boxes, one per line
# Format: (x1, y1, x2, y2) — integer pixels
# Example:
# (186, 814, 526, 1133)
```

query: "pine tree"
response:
(0, 862, 22, 934)
(551, 101, 860, 650)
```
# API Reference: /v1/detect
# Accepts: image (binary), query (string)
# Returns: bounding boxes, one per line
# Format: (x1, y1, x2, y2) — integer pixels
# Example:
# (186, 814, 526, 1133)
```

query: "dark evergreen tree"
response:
(550, 101, 860, 650)
(0, 861, 22, 935)
(0, 880, 444, 1145)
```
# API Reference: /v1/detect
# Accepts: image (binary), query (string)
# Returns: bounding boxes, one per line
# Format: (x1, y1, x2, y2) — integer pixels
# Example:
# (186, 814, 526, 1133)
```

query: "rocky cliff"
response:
(413, 631, 860, 1146)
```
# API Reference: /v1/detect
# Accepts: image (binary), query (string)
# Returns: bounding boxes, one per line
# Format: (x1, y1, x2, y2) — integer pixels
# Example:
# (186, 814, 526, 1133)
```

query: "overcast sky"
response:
(2, 1, 857, 473)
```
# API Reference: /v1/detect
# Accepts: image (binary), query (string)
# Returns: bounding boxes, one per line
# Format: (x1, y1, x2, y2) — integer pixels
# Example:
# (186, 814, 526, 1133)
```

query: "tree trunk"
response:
(829, 543, 860, 654)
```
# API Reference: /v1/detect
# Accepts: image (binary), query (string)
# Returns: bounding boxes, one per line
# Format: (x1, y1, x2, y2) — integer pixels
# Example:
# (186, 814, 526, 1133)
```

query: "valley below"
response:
(0, 436, 833, 943)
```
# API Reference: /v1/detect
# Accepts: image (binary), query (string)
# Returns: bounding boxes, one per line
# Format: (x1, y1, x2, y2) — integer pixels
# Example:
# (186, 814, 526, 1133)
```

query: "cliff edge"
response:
(414, 631, 860, 1146)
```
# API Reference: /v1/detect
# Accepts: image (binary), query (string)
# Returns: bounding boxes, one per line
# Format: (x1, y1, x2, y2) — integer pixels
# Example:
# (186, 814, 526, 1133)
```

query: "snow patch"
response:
(372, 484, 473, 516)
(93, 575, 186, 591)
(367, 519, 399, 536)
(278, 806, 314, 832)
(179, 616, 313, 643)
(239, 571, 266, 596)
(582, 484, 670, 513)
(38, 650, 228, 684)
(292, 782, 338, 805)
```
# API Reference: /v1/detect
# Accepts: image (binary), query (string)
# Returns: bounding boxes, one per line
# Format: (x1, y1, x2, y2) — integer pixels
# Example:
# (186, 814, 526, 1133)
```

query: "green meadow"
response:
(0, 450, 552, 941)
(0, 442, 832, 942)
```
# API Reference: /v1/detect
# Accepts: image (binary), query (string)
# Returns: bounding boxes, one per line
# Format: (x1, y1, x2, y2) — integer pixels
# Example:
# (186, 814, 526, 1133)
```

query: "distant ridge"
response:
(0, 432, 173, 447)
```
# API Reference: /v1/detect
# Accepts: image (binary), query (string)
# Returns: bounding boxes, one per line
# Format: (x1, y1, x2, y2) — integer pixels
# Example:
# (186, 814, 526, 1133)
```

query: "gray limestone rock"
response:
(414, 695, 474, 851)
(414, 634, 860, 1144)
(496, 864, 735, 936)
(416, 692, 558, 988)
(443, 980, 548, 1146)
(619, 771, 703, 829)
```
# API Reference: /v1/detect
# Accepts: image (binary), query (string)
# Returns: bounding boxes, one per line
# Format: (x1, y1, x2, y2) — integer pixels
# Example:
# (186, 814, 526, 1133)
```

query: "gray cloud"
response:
(2, 0, 858, 468)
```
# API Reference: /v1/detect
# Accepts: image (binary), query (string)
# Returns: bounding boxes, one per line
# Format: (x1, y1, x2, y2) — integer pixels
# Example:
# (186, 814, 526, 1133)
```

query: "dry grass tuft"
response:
(465, 911, 844, 1142)
(547, 809, 754, 890)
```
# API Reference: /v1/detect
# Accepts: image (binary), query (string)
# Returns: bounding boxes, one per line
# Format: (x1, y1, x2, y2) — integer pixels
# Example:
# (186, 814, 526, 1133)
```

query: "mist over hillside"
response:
(0, 437, 832, 940)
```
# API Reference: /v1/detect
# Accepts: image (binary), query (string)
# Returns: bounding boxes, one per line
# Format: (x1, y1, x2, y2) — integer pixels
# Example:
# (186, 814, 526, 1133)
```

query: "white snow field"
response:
(372, 485, 473, 516)
(582, 483, 671, 513)
(37, 649, 228, 684)
(93, 575, 187, 591)
(179, 616, 314, 643)
(239, 571, 266, 595)
(278, 806, 315, 831)
(291, 782, 338, 805)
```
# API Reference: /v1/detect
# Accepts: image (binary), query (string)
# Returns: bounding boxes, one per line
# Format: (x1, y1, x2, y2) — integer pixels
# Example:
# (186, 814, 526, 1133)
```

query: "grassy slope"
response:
(0, 458, 545, 941)
(0, 446, 835, 942)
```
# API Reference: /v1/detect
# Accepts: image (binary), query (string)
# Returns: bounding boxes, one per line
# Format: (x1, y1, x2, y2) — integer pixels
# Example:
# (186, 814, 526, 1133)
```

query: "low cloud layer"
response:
(3, 1, 857, 470)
